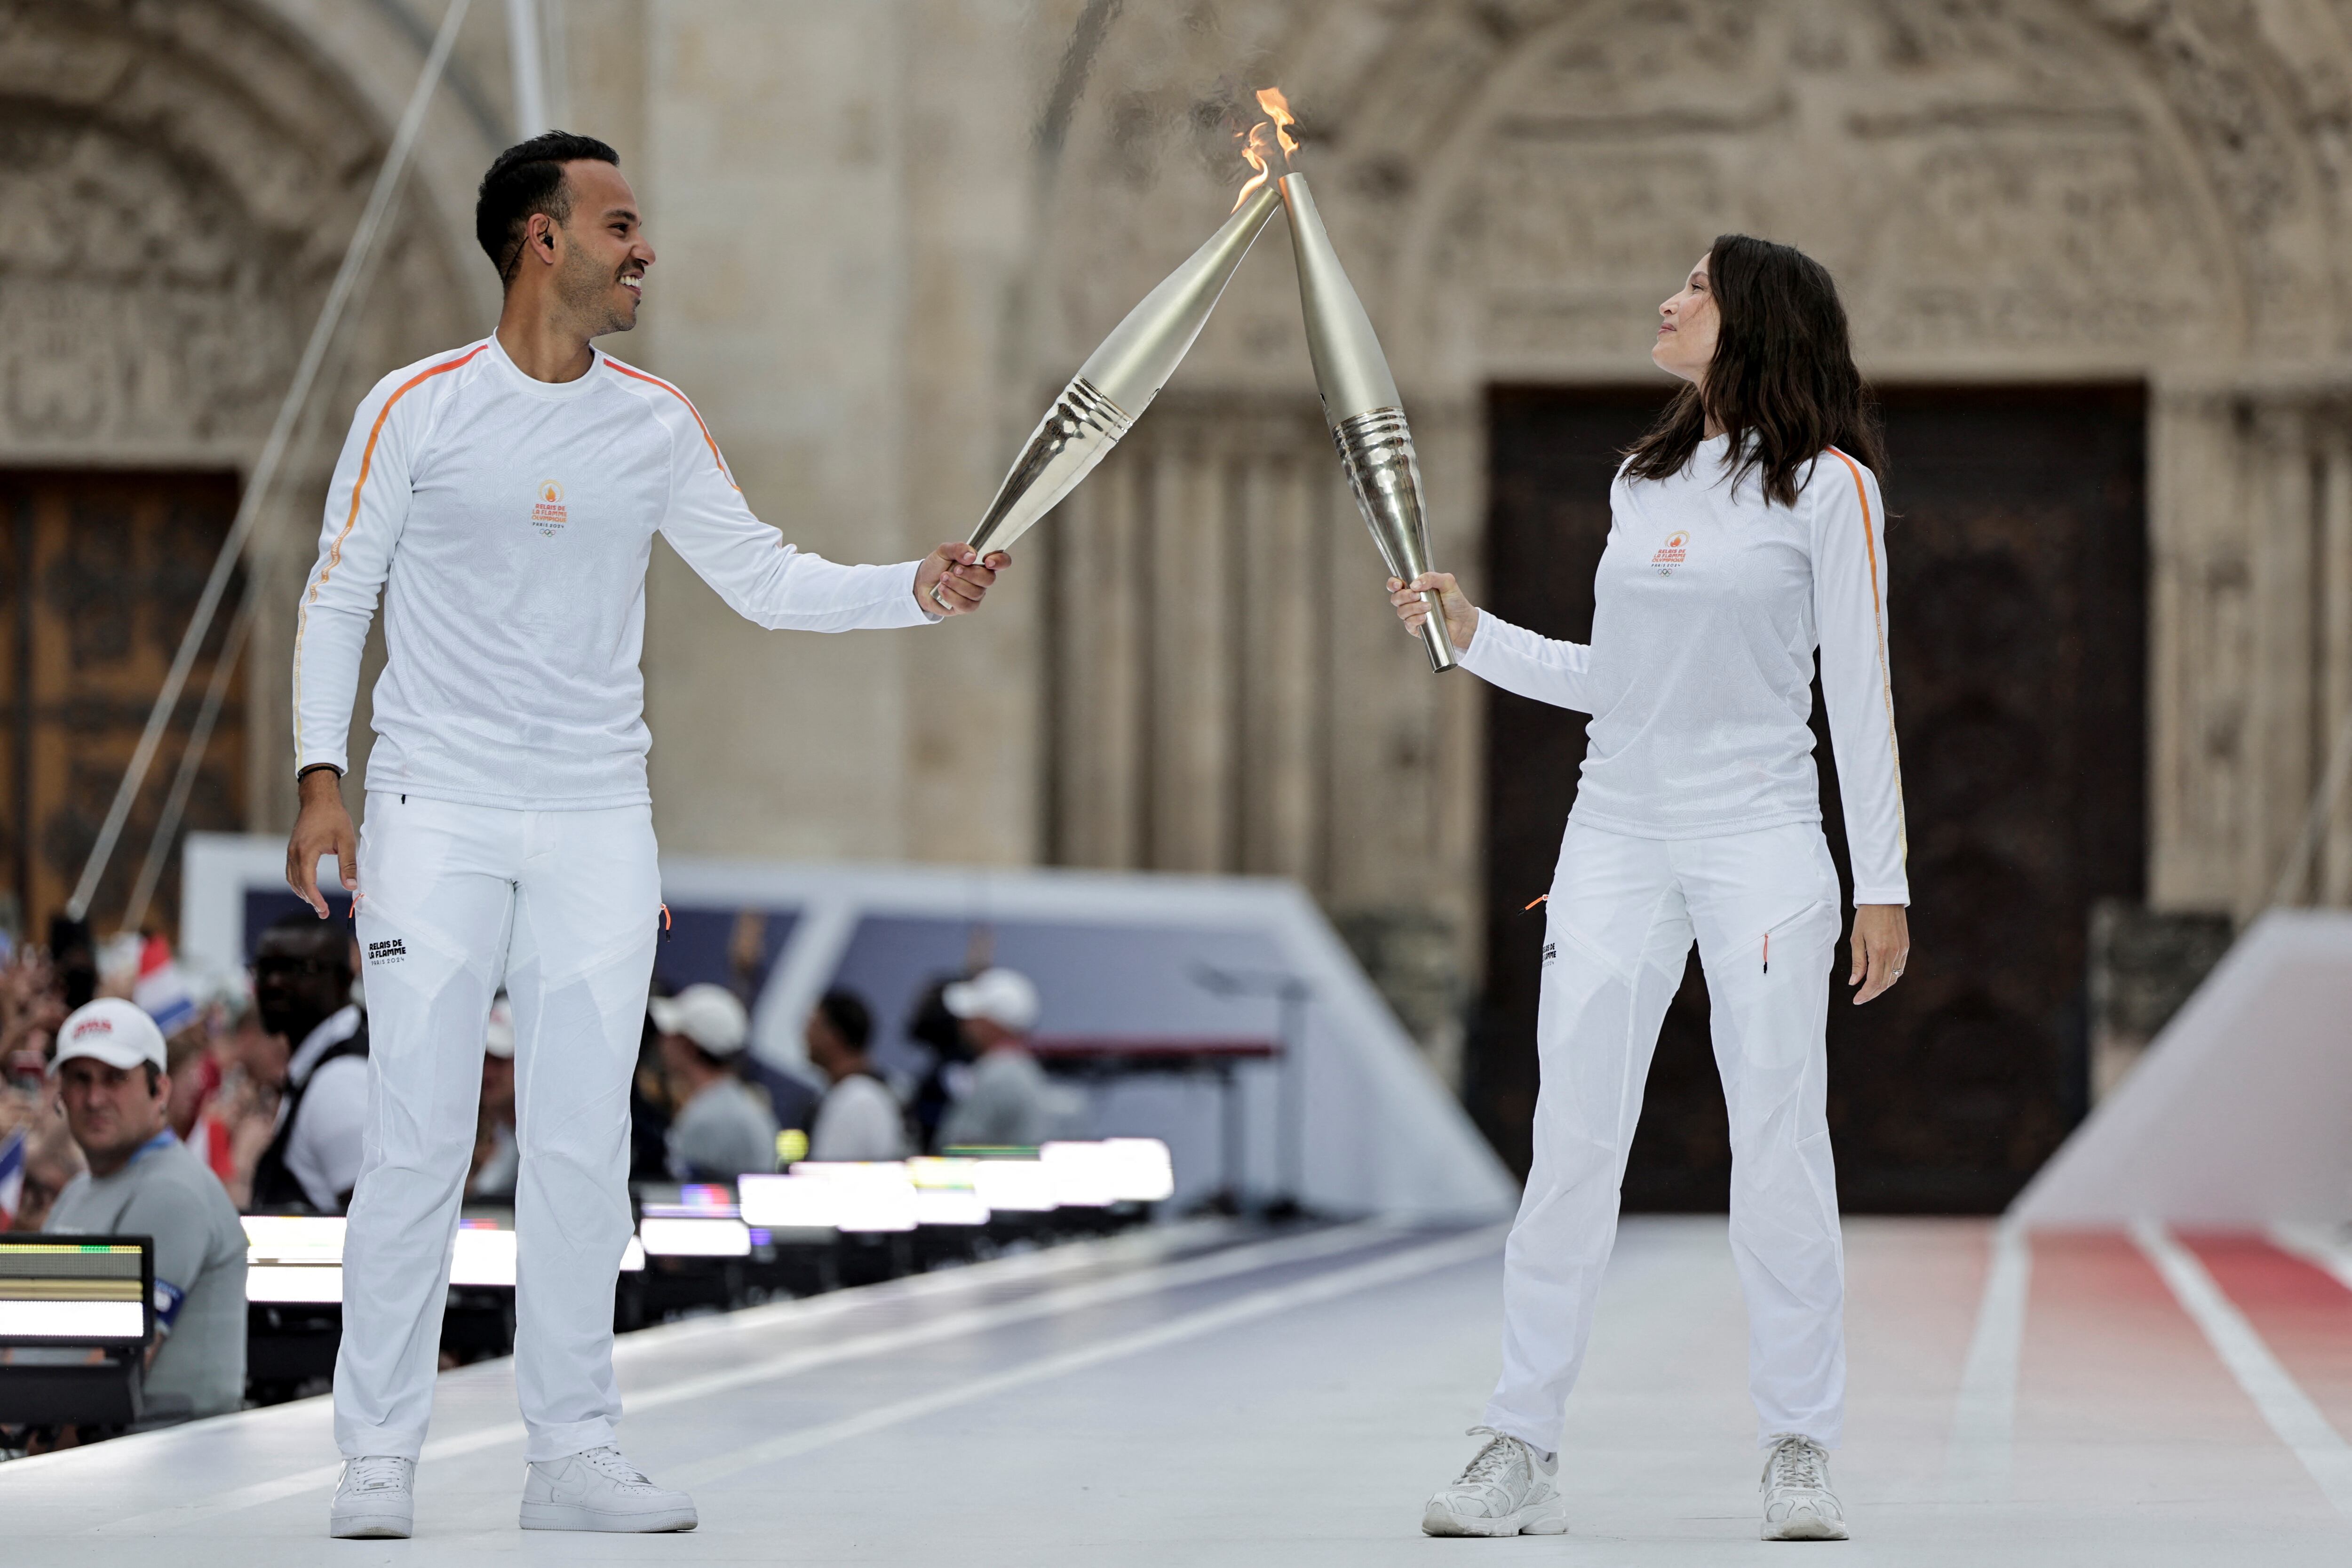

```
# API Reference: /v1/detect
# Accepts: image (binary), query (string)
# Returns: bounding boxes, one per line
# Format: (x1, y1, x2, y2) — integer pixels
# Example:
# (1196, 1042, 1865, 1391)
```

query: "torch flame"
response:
(1255, 87, 1299, 158)
(1232, 120, 1279, 211)
(1232, 87, 1299, 212)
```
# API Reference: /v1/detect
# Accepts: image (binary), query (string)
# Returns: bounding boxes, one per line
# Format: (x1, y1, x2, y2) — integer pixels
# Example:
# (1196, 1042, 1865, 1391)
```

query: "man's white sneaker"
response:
(1422, 1426, 1569, 1537)
(1759, 1433, 1848, 1541)
(520, 1446, 698, 1533)
(329, 1454, 415, 1539)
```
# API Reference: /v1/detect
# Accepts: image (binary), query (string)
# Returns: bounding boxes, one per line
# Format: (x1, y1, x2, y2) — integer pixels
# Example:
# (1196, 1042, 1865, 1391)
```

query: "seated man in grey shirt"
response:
(47, 998, 249, 1422)
(652, 985, 779, 1182)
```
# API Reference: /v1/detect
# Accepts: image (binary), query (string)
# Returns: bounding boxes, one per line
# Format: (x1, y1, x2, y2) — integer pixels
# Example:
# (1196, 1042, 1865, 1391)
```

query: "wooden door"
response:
(0, 471, 246, 940)
(1476, 386, 2146, 1213)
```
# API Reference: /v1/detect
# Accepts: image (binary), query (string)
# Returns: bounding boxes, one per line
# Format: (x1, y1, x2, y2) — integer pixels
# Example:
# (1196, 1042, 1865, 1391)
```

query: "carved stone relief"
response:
(1037, 0, 2350, 1070)
(0, 0, 478, 900)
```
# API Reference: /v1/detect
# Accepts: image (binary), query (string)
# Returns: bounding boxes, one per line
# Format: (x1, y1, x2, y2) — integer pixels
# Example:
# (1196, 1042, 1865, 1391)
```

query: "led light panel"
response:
(637, 1217, 752, 1258)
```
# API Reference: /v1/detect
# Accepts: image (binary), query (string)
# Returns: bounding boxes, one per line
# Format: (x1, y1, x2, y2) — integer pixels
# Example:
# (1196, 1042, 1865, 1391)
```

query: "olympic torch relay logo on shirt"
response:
(1652, 530, 1689, 575)
(531, 479, 567, 536)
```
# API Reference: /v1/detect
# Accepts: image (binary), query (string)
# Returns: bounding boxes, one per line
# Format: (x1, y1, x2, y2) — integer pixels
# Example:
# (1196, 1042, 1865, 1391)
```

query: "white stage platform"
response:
(8, 1216, 2352, 1564)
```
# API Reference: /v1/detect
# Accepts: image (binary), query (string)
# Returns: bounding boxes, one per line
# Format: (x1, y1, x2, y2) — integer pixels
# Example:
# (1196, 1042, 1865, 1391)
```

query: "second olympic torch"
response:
(1278, 171, 1456, 673)
(965, 182, 1281, 560)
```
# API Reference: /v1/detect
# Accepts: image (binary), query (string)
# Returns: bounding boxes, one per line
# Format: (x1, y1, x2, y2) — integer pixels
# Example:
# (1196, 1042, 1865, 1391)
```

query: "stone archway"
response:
(0, 0, 485, 931)
(1032, 0, 2349, 1103)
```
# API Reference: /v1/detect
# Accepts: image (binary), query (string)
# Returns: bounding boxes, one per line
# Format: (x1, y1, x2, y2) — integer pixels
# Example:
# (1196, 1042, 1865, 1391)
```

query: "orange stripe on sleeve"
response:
(1825, 446, 1907, 866)
(291, 342, 488, 763)
(606, 360, 740, 492)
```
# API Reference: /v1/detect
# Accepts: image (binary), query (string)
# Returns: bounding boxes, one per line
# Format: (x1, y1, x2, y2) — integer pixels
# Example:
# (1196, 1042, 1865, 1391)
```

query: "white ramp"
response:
(2011, 910, 2352, 1229)
(183, 836, 1517, 1225)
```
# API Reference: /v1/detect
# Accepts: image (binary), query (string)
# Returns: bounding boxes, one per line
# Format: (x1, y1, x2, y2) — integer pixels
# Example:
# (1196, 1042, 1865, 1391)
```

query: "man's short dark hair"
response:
(817, 989, 872, 1054)
(475, 131, 620, 285)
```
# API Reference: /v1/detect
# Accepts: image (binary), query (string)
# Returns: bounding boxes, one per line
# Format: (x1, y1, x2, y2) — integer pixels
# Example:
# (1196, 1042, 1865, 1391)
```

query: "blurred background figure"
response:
(469, 996, 518, 1200)
(937, 968, 1050, 1151)
(6, 1114, 82, 1232)
(44, 999, 247, 1425)
(199, 998, 284, 1209)
(652, 983, 778, 1181)
(804, 988, 905, 1163)
(0, 936, 72, 1227)
(903, 976, 970, 1157)
(628, 1004, 674, 1183)
(245, 913, 367, 1213)
(1, 940, 66, 1087)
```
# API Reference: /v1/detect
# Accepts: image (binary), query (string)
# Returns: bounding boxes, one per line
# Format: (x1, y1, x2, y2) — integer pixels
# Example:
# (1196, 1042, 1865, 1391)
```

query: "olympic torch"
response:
(965, 182, 1281, 560)
(1278, 169, 1455, 673)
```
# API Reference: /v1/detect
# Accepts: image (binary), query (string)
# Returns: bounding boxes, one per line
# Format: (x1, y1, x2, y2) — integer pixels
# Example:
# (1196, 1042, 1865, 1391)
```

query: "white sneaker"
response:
(1759, 1433, 1848, 1541)
(1422, 1426, 1569, 1537)
(520, 1446, 698, 1533)
(328, 1454, 415, 1539)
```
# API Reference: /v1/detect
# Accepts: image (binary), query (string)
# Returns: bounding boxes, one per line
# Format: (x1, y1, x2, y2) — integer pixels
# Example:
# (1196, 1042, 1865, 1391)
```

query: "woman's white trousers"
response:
(334, 794, 660, 1463)
(1485, 820, 1847, 1454)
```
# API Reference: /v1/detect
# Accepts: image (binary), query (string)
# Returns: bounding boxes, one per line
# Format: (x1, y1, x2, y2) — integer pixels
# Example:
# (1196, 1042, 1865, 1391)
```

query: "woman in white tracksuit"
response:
(1401, 236, 1911, 1544)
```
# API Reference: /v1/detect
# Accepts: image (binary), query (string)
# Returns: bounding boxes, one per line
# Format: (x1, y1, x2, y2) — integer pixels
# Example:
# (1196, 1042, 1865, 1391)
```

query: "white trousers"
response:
(334, 794, 659, 1463)
(1485, 820, 1847, 1453)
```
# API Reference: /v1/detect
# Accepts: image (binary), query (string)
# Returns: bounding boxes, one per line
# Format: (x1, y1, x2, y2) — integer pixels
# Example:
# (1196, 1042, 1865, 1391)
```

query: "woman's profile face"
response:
(1653, 255, 1718, 384)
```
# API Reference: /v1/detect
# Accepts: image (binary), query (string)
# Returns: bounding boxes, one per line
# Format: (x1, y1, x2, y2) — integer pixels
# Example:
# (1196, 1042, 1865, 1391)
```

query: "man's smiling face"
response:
(551, 158, 655, 337)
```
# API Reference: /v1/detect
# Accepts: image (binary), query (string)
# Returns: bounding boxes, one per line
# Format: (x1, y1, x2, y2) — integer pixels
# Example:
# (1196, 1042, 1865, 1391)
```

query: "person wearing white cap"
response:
(936, 968, 1052, 1151)
(651, 985, 777, 1182)
(44, 999, 248, 1422)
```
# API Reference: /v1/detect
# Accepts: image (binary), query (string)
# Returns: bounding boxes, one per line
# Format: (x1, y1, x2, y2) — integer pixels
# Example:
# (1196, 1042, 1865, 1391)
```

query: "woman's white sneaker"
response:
(328, 1454, 415, 1538)
(1759, 1433, 1848, 1540)
(520, 1446, 698, 1533)
(1422, 1426, 1570, 1537)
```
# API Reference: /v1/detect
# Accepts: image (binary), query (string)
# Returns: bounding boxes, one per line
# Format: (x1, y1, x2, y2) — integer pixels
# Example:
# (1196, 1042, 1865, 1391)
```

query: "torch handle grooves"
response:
(965, 376, 1133, 557)
(1334, 408, 1456, 674)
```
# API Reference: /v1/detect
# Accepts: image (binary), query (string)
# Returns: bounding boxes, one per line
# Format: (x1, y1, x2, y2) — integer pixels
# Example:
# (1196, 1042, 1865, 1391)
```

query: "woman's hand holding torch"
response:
(1389, 571, 1478, 654)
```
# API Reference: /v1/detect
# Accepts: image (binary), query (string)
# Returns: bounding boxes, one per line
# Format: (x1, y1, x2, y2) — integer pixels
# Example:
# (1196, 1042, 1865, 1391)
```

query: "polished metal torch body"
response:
(1278, 171, 1454, 673)
(968, 183, 1281, 558)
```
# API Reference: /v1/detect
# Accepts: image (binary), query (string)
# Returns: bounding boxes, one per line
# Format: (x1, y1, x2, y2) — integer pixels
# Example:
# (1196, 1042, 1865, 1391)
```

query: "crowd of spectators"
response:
(1, 926, 295, 1232)
(2, 901, 1067, 1456)
(620, 963, 1064, 1181)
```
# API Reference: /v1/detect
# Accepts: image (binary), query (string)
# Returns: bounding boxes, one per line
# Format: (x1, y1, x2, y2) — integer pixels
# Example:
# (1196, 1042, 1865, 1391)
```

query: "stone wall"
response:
(1033, 0, 2352, 1055)
(14, 0, 2352, 1073)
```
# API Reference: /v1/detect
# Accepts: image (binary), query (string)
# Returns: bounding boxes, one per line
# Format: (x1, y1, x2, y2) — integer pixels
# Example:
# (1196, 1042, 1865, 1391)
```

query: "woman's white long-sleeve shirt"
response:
(1460, 435, 1909, 906)
(293, 337, 931, 810)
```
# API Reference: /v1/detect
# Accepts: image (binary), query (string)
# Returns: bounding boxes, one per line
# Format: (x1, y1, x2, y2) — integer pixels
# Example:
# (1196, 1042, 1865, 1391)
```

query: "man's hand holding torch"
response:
(917, 542, 1011, 617)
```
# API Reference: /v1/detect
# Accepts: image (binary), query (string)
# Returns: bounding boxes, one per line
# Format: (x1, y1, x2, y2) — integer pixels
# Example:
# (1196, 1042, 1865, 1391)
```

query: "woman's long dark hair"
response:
(1623, 234, 1885, 507)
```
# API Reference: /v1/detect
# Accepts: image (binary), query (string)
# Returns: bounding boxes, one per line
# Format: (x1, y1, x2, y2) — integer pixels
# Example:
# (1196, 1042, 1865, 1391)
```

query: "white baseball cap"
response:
(942, 967, 1040, 1032)
(53, 998, 168, 1075)
(648, 983, 749, 1058)
(484, 996, 515, 1060)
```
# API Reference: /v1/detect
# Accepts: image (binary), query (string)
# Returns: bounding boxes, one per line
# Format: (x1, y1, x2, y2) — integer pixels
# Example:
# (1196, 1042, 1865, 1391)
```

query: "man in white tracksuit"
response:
(284, 132, 1007, 1539)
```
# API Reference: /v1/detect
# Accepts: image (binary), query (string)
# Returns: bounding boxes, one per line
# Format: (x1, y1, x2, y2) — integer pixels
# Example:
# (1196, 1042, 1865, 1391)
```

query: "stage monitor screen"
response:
(0, 1238, 152, 1345)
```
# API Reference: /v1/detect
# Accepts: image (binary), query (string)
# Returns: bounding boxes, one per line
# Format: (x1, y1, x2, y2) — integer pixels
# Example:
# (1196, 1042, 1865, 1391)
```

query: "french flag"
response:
(0, 1126, 24, 1231)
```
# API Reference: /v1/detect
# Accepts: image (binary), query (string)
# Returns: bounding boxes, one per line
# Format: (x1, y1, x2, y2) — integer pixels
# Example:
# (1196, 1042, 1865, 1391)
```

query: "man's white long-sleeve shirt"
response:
(1460, 436, 1909, 906)
(294, 337, 930, 809)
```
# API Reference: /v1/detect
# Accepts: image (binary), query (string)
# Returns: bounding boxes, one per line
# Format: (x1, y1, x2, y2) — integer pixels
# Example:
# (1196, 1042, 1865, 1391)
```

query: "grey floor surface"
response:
(4, 1215, 2350, 1565)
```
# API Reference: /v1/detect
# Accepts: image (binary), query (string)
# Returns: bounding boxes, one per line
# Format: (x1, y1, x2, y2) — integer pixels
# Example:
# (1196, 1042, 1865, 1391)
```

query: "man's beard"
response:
(557, 249, 635, 335)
